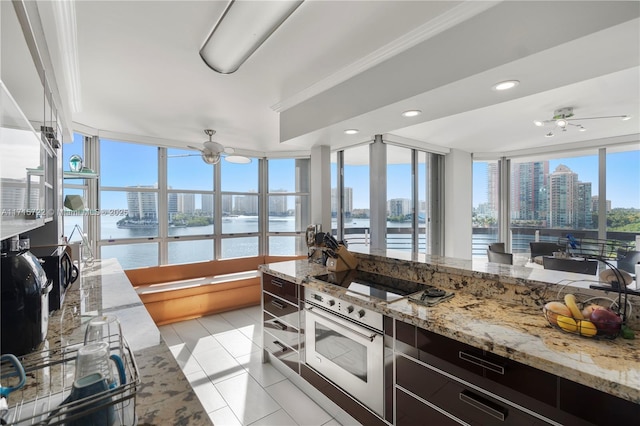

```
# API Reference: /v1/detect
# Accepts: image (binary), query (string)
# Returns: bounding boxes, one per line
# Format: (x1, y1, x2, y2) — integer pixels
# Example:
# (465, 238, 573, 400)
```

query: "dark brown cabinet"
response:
(394, 320, 640, 426)
(262, 273, 300, 374)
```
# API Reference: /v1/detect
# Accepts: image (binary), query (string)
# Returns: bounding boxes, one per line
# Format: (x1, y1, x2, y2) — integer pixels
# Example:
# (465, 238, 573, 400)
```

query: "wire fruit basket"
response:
(542, 296, 623, 340)
(1, 336, 139, 425)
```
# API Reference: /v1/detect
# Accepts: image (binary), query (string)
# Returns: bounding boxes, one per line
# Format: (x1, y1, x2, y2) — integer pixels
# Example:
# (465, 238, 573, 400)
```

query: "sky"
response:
(65, 135, 639, 211)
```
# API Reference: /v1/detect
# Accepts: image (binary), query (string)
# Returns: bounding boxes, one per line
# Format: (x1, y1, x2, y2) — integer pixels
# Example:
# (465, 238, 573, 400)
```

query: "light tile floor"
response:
(159, 305, 344, 426)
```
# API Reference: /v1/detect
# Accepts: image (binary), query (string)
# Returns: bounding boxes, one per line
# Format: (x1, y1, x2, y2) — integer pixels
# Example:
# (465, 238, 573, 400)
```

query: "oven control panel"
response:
(305, 288, 383, 331)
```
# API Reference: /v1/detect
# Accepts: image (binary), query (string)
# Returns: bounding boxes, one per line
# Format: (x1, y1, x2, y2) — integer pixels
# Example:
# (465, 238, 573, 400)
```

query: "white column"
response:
(310, 145, 331, 233)
(444, 149, 472, 259)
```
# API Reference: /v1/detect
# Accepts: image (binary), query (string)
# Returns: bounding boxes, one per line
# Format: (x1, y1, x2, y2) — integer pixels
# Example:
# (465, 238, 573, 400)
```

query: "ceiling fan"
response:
(533, 107, 631, 138)
(179, 129, 251, 164)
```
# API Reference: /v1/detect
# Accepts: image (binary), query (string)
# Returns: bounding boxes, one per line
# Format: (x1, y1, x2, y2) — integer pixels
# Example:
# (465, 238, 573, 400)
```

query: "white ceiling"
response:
(30, 0, 640, 158)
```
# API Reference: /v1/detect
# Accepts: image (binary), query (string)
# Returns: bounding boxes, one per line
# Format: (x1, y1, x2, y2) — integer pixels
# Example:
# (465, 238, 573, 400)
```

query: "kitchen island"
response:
(260, 248, 640, 424)
(38, 258, 212, 425)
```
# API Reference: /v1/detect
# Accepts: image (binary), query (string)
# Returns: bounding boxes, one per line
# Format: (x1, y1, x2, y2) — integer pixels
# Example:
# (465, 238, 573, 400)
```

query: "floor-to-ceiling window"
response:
(99, 139, 159, 268)
(386, 145, 413, 251)
(333, 140, 442, 254)
(340, 145, 370, 247)
(167, 147, 215, 264)
(220, 157, 260, 258)
(472, 160, 499, 258)
(473, 144, 639, 262)
(606, 147, 640, 244)
(266, 158, 311, 255)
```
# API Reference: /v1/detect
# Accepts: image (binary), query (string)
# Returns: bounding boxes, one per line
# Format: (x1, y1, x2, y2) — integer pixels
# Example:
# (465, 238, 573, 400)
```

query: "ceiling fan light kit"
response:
(184, 129, 251, 165)
(534, 106, 631, 137)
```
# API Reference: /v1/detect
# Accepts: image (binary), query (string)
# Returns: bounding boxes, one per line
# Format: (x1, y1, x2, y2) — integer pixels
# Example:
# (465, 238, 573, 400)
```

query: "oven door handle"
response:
(306, 306, 379, 342)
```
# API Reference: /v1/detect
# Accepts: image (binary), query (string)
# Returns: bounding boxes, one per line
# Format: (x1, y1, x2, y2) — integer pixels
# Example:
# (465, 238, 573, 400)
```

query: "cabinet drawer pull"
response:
(270, 299, 286, 310)
(273, 340, 288, 352)
(459, 351, 505, 375)
(273, 320, 287, 330)
(271, 278, 284, 288)
(459, 390, 507, 421)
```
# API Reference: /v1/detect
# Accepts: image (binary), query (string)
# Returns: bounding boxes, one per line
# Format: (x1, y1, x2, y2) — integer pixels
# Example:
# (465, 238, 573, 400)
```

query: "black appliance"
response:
(313, 269, 429, 302)
(32, 246, 78, 311)
(1, 250, 51, 356)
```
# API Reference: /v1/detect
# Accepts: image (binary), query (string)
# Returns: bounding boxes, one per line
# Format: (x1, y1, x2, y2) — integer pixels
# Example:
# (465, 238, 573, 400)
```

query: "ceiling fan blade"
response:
(204, 140, 225, 153)
(187, 145, 204, 152)
(168, 153, 200, 158)
(223, 147, 235, 155)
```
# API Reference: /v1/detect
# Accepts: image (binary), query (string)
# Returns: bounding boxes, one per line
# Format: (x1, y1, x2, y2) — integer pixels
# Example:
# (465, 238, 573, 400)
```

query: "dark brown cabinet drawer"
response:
(396, 387, 461, 426)
(414, 325, 557, 408)
(397, 355, 540, 426)
(262, 273, 297, 305)
(263, 292, 299, 321)
(559, 377, 640, 425)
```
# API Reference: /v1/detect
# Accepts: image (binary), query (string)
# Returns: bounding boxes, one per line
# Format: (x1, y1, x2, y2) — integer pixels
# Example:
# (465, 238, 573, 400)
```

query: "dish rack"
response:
(1, 337, 139, 425)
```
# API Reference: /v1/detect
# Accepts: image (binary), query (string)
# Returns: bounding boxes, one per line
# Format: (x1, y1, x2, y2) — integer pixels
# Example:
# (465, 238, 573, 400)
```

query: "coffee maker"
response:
(1, 247, 51, 356)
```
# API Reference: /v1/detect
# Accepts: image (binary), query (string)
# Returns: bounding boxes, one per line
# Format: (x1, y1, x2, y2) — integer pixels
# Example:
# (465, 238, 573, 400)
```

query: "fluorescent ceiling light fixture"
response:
(225, 155, 252, 164)
(401, 110, 422, 118)
(52, 0, 82, 112)
(344, 129, 359, 135)
(492, 80, 519, 91)
(200, 0, 304, 74)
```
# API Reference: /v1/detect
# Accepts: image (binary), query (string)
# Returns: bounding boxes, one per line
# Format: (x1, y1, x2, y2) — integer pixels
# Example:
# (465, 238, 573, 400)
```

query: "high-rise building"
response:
(235, 194, 258, 215)
(168, 193, 178, 219)
(202, 194, 214, 214)
(487, 162, 499, 218)
(576, 182, 593, 228)
(549, 165, 578, 228)
(126, 186, 158, 220)
(511, 161, 548, 223)
(269, 189, 288, 215)
(388, 198, 411, 217)
(331, 187, 353, 216)
(177, 193, 196, 213)
(591, 196, 611, 213)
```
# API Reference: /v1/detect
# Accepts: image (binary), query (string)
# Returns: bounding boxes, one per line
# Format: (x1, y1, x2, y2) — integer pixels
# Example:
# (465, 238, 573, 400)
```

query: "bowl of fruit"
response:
(543, 294, 622, 339)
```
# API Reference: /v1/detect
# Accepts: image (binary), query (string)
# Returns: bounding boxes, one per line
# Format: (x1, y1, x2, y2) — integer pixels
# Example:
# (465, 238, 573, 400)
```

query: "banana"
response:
(564, 294, 584, 319)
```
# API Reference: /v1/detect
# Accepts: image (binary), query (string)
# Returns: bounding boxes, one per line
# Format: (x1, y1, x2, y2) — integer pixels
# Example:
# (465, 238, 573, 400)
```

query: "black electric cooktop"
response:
(313, 269, 437, 303)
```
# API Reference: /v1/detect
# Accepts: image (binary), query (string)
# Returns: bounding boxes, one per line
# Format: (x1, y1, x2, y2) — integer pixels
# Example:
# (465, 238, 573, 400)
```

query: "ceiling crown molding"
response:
(271, 0, 501, 113)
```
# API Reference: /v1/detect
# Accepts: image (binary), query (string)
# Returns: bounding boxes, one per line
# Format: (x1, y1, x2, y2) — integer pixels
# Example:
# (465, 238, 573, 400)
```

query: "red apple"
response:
(581, 304, 606, 320)
(590, 308, 622, 336)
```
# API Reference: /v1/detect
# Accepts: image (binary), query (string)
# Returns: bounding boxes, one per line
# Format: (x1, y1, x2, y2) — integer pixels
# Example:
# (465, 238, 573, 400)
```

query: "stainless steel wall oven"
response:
(304, 287, 384, 417)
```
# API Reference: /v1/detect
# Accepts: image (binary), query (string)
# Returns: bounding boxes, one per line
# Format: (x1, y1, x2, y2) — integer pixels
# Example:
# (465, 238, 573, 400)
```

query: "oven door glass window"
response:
(315, 321, 368, 381)
(305, 306, 384, 416)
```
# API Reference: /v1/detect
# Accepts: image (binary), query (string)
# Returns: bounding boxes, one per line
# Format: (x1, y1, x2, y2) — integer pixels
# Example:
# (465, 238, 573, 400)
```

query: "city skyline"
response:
(473, 152, 640, 209)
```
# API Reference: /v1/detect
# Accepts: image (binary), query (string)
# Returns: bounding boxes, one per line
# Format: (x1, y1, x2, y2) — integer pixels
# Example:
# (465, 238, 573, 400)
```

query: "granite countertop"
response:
(260, 252, 640, 405)
(23, 258, 212, 425)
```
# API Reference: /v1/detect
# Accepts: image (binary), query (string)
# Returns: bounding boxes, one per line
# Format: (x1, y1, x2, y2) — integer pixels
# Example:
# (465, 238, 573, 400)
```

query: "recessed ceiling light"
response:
(401, 110, 422, 118)
(533, 120, 544, 127)
(344, 129, 359, 135)
(622, 115, 632, 121)
(492, 80, 519, 91)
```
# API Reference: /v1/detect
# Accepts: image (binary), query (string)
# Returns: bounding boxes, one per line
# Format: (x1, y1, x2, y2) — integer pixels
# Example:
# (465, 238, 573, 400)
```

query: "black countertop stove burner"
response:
(313, 269, 436, 303)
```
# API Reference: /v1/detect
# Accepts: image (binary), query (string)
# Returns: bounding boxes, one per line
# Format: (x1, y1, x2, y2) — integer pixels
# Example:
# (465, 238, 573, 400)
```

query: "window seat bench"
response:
(125, 255, 304, 325)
